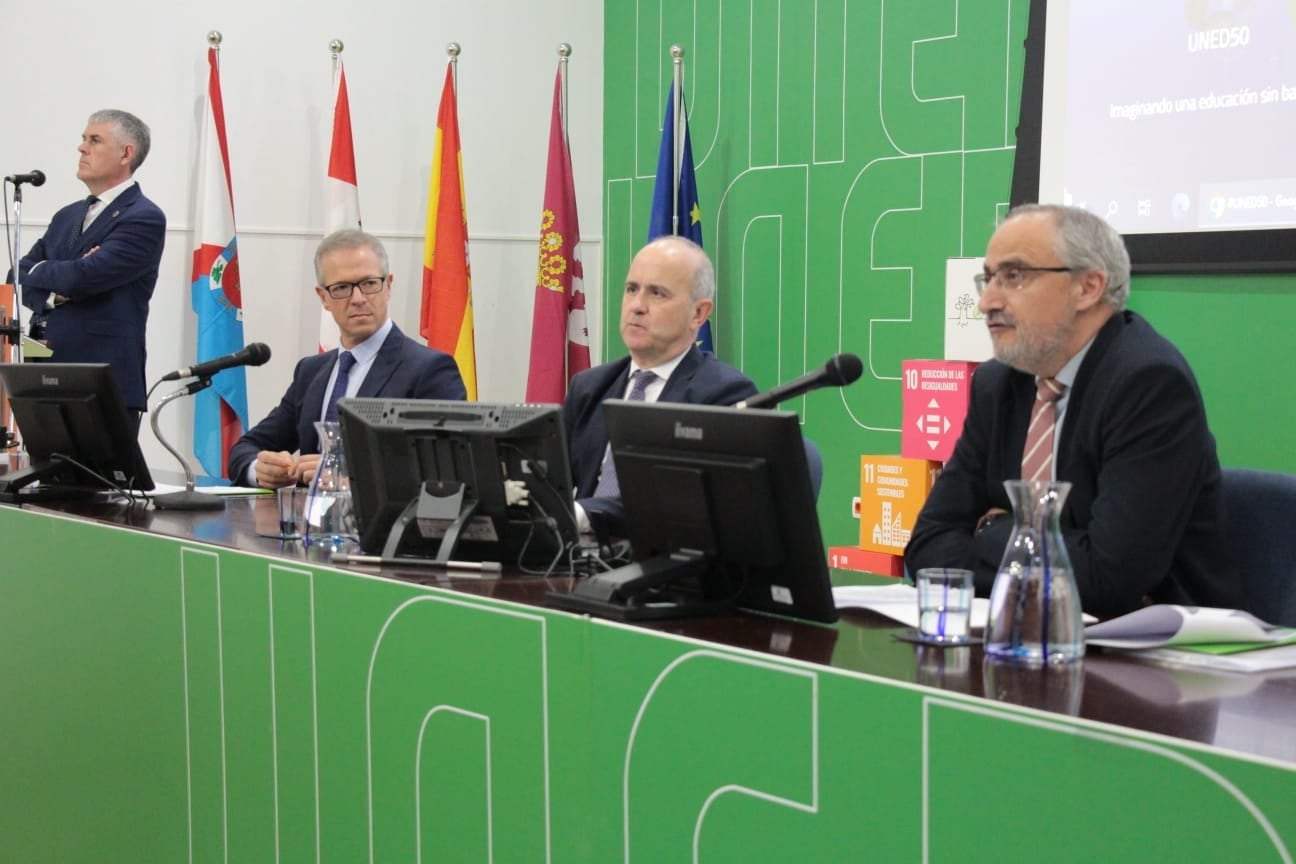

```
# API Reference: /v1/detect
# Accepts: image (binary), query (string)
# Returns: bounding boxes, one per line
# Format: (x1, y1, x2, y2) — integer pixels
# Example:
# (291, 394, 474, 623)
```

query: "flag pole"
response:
(669, 45, 684, 236)
(447, 41, 460, 87)
(329, 37, 343, 79)
(558, 42, 571, 141)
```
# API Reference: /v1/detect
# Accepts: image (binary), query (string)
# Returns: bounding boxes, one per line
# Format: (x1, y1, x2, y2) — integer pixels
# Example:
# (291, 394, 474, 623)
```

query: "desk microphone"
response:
(162, 342, 271, 381)
(735, 352, 863, 409)
(4, 170, 45, 186)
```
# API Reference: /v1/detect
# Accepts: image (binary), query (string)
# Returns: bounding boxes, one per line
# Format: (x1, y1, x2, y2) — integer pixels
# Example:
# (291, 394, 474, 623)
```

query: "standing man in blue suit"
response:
(563, 236, 757, 540)
(15, 109, 166, 427)
(228, 229, 465, 489)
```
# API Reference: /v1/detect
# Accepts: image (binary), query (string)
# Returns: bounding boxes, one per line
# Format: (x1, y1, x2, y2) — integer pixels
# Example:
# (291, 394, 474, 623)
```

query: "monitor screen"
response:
(546, 401, 838, 624)
(1011, 0, 1296, 272)
(0, 362, 154, 501)
(337, 398, 578, 568)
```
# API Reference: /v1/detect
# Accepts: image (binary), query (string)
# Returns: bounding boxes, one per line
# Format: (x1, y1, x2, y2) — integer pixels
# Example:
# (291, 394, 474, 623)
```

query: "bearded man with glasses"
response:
(905, 204, 1238, 618)
(228, 229, 466, 489)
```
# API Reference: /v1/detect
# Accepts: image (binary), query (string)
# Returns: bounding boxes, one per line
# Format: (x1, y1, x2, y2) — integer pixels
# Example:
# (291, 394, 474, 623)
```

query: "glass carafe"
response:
(304, 420, 358, 553)
(984, 479, 1085, 665)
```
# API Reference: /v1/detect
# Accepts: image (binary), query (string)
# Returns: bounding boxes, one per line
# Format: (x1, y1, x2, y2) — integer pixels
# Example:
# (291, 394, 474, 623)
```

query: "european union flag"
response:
(648, 83, 713, 353)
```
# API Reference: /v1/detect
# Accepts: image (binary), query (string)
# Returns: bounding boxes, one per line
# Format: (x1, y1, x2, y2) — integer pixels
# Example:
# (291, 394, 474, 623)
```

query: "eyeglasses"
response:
(973, 265, 1079, 295)
(321, 276, 387, 300)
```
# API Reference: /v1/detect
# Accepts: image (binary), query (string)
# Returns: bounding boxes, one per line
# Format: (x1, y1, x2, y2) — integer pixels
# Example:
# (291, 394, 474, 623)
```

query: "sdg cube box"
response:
(858, 455, 941, 555)
(901, 360, 978, 463)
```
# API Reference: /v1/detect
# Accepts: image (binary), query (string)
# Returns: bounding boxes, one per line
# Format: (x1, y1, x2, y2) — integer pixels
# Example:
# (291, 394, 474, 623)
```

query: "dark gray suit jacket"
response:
(905, 310, 1240, 618)
(562, 345, 757, 538)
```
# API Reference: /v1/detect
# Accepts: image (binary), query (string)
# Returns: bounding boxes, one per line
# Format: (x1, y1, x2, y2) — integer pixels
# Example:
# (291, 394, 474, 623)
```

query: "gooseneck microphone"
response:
(4, 170, 46, 186)
(162, 342, 271, 381)
(736, 352, 864, 409)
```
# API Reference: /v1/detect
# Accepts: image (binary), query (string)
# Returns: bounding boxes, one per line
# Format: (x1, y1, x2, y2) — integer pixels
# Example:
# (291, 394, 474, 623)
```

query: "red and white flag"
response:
(321, 58, 361, 352)
(525, 63, 590, 402)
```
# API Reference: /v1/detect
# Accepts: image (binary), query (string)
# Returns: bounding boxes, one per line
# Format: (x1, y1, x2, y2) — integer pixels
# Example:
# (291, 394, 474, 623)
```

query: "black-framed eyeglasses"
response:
(322, 275, 387, 300)
(973, 265, 1079, 295)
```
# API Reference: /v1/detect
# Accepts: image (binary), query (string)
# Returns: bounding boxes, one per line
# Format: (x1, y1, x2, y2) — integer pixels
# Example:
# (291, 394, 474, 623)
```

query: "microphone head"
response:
(29, 169, 46, 187)
(824, 352, 863, 386)
(246, 342, 272, 366)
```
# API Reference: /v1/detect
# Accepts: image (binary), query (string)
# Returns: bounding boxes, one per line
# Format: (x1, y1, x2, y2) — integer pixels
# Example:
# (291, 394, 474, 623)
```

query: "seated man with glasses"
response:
(228, 229, 466, 489)
(904, 204, 1239, 618)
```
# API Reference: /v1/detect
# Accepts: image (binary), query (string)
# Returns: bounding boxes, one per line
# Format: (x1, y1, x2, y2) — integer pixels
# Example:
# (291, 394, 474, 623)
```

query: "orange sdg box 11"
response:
(858, 455, 941, 555)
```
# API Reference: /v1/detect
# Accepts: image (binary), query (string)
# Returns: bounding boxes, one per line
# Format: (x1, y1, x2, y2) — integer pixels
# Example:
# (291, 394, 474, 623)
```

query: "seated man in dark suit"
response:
(228, 229, 465, 488)
(904, 204, 1240, 618)
(13, 109, 166, 428)
(563, 235, 757, 539)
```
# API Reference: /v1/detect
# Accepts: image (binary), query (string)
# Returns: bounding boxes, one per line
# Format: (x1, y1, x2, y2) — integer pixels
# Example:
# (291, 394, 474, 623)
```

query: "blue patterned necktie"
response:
(323, 351, 357, 422)
(593, 369, 656, 498)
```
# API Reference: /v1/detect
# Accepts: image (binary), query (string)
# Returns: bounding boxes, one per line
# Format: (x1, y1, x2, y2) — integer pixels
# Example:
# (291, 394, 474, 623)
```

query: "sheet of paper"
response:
(832, 583, 991, 630)
(1085, 605, 1294, 650)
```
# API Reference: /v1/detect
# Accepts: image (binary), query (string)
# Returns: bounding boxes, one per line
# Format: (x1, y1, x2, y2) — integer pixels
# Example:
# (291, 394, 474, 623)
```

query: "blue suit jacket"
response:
(562, 345, 758, 538)
(17, 183, 166, 410)
(905, 310, 1240, 618)
(227, 323, 466, 485)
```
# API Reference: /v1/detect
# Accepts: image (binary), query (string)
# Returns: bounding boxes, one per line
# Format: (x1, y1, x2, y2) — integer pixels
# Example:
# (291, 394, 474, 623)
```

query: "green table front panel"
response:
(2, 506, 1293, 862)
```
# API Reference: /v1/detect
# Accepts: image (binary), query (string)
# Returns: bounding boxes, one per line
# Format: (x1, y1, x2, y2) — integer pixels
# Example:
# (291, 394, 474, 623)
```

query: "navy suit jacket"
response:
(562, 345, 758, 538)
(16, 183, 166, 410)
(227, 323, 466, 486)
(904, 310, 1240, 618)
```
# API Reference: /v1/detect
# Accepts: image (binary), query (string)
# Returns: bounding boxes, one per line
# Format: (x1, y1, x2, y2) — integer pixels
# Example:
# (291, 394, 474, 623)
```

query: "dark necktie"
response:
(593, 369, 657, 498)
(324, 351, 357, 422)
(78, 195, 100, 236)
(1021, 377, 1066, 482)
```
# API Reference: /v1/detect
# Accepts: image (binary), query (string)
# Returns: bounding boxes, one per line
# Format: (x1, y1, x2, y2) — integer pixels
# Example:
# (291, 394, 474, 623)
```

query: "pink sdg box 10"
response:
(901, 360, 978, 463)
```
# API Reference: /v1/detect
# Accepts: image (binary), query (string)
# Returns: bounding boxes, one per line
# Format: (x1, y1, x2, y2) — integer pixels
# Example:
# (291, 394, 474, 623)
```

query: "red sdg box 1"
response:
(828, 546, 905, 578)
(858, 456, 941, 555)
(901, 360, 978, 462)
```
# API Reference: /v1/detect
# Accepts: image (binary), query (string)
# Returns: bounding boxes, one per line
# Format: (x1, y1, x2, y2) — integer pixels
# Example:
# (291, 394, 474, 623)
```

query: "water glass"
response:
(916, 567, 974, 643)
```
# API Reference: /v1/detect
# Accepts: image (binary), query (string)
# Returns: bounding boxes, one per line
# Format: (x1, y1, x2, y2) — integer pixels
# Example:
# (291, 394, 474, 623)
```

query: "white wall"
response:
(0, 0, 604, 473)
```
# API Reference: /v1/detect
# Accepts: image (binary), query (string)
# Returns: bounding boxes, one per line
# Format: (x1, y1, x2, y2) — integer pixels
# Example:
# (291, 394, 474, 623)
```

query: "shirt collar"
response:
(342, 318, 393, 367)
(92, 177, 136, 209)
(629, 346, 691, 384)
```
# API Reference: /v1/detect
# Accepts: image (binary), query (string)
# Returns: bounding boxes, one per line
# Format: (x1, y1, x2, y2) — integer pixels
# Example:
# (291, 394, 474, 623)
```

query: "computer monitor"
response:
(546, 401, 839, 624)
(337, 398, 578, 567)
(0, 362, 154, 501)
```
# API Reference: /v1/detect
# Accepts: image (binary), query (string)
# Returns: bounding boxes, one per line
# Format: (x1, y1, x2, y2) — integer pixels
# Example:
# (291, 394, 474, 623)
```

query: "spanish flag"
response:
(420, 61, 477, 399)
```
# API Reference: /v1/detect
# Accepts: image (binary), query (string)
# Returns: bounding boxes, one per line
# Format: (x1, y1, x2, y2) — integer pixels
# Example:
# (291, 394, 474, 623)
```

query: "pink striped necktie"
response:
(1021, 377, 1066, 483)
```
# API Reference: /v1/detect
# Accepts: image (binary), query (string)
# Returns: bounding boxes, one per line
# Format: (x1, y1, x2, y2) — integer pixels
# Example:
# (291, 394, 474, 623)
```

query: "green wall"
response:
(602, 0, 1296, 550)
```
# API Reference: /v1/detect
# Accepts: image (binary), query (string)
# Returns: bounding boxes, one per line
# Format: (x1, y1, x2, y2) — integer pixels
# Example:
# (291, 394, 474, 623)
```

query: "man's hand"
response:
(254, 450, 298, 489)
(293, 454, 323, 486)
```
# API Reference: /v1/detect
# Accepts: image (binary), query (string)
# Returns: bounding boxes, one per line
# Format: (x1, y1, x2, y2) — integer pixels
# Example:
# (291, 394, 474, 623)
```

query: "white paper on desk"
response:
(1132, 643, 1296, 674)
(832, 583, 992, 630)
(833, 583, 1097, 629)
(1084, 605, 1292, 649)
(142, 482, 270, 497)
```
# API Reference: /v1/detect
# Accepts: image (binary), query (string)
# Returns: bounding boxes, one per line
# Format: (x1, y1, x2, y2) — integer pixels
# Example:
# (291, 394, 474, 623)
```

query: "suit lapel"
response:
(658, 346, 702, 402)
(78, 184, 141, 251)
(356, 325, 404, 397)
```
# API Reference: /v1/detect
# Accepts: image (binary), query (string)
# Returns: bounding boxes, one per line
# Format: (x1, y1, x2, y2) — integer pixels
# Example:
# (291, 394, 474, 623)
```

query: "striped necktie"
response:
(1021, 377, 1066, 483)
(593, 369, 657, 498)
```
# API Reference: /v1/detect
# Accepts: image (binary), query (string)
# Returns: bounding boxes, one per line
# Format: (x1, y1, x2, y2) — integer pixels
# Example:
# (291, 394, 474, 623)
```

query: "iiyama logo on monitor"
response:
(673, 421, 703, 441)
(41, 375, 59, 386)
